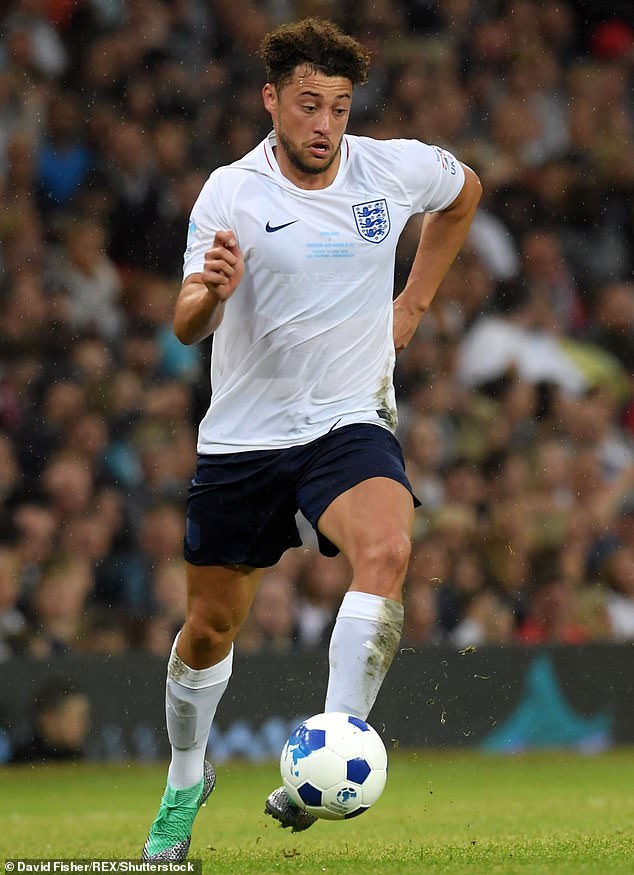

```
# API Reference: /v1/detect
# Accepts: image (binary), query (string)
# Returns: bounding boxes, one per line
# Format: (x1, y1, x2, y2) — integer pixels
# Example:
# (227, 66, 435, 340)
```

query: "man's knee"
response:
(180, 564, 260, 667)
(357, 530, 412, 584)
(184, 609, 235, 659)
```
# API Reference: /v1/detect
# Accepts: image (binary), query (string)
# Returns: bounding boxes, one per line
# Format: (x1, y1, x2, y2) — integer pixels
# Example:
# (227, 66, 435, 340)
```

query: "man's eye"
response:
(303, 105, 316, 112)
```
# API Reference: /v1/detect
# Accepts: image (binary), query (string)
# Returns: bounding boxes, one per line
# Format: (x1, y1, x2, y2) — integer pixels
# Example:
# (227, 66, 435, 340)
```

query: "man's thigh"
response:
(295, 423, 418, 557)
(318, 476, 415, 557)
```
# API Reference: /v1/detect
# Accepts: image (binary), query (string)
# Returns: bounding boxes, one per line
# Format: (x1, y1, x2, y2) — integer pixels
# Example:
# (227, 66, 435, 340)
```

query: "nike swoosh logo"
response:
(265, 220, 299, 233)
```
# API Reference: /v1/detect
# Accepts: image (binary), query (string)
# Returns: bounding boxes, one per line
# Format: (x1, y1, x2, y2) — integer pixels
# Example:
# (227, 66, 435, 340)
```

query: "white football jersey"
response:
(184, 132, 464, 454)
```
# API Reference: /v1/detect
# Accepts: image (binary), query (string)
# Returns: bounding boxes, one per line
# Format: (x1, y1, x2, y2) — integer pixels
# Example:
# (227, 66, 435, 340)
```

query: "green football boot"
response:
(142, 760, 216, 861)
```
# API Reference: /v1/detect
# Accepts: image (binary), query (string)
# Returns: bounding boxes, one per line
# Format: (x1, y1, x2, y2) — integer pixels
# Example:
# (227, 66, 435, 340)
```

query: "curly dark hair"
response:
(259, 18, 370, 89)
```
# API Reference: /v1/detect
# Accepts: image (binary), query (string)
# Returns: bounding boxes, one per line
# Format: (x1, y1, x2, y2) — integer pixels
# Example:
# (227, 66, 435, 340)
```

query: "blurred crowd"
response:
(1, 0, 634, 663)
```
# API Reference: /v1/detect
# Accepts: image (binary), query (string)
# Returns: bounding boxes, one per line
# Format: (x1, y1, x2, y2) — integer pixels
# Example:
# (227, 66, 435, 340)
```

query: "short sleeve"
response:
(182, 171, 231, 279)
(395, 140, 465, 214)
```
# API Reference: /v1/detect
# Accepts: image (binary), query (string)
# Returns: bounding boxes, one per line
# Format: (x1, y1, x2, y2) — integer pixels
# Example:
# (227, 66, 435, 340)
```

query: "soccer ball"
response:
(280, 712, 388, 821)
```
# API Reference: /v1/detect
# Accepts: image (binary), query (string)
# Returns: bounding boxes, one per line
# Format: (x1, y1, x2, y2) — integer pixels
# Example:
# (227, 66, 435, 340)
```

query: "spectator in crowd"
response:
(450, 587, 515, 647)
(10, 679, 91, 763)
(27, 558, 93, 656)
(93, 500, 187, 614)
(293, 551, 351, 649)
(436, 548, 489, 635)
(401, 580, 444, 647)
(403, 414, 446, 513)
(237, 569, 298, 653)
(10, 501, 58, 595)
(15, 379, 87, 481)
(149, 558, 188, 635)
(124, 273, 201, 381)
(81, 606, 131, 656)
(41, 450, 95, 524)
(47, 217, 123, 341)
(103, 120, 163, 272)
(35, 89, 93, 218)
(516, 553, 590, 644)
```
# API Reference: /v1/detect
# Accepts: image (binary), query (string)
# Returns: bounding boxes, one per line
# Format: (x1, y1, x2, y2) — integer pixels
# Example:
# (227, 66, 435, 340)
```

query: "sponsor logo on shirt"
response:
(352, 199, 391, 243)
(265, 219, 299, 233)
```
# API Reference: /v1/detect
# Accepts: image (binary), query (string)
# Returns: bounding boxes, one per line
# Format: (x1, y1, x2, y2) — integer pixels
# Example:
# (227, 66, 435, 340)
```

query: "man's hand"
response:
(202, 230, 244, 301)
(392, 295, 424, 353)
(174, 229, 244, 345)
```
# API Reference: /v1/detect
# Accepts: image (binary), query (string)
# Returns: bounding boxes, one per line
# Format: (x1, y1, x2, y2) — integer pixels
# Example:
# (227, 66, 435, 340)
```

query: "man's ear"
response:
(262, 83, 277, 114)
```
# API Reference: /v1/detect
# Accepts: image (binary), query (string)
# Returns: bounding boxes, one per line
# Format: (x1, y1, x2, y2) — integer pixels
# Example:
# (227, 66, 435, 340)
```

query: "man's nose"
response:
(314, 109, 331, 133)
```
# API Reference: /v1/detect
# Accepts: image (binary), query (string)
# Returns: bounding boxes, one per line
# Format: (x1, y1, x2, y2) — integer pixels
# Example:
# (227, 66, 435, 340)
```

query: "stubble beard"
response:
(277, 128, 342, 177)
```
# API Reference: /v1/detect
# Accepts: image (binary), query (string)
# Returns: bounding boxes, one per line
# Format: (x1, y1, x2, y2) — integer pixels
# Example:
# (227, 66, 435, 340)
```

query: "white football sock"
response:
(324, 591, 404, 720)
(165, 636, 233, 789)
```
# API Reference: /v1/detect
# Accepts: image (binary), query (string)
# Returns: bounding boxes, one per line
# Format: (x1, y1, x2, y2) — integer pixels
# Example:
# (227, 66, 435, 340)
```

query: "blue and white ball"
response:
(280, 712, 388, 821)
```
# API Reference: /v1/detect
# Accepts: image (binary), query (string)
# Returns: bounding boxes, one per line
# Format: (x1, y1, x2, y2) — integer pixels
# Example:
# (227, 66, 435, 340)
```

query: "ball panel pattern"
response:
(282, 725, 327, 778)
(346, 756, 372, 784)
(297, 782, 323, 806)
(347, 715, 370, 731)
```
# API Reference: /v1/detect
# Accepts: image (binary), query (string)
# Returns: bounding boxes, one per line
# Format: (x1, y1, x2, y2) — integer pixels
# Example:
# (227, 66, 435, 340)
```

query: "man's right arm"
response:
(173, 229, 244, 345)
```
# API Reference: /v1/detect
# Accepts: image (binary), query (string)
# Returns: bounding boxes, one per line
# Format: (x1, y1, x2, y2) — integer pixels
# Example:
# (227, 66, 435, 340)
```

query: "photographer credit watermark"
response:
(5, 863, 201, 874)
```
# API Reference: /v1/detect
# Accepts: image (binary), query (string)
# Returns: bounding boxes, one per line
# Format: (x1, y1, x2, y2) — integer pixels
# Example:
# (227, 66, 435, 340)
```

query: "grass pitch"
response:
(2, 749, 633, 874)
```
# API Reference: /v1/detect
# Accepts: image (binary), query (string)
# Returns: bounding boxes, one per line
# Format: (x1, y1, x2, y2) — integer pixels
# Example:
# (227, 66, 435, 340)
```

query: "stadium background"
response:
(0, 0, 633, 762)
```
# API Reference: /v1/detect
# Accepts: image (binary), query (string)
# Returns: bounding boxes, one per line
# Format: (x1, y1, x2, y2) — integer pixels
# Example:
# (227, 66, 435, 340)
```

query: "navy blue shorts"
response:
(184, 423, 418, 568)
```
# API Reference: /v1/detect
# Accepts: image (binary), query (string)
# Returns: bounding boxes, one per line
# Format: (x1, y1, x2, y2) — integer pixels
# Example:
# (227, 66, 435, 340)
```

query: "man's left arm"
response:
(393, 164, 482, 352)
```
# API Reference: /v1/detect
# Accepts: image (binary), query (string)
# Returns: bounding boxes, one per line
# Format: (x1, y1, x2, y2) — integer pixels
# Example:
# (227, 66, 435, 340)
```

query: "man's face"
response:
(263, 65, 353, 188)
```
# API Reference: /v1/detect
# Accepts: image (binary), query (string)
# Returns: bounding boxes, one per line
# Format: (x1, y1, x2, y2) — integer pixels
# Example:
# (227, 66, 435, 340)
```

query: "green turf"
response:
(1, 750, 633, 874)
